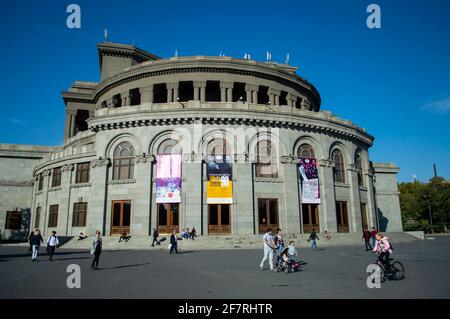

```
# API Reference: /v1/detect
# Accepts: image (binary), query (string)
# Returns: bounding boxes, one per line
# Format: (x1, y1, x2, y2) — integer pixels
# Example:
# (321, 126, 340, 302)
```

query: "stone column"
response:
(41, 169, 51, 235)
(89, 158, 110, 235)
(281, 157, 301, 234)
(166, 84, 173, 103)
(227, 87, 232, 102)
(233, 155, 254, 234)
(220, 82, 233, 102)
(121, 92, 130, 107)
(69, 110, 77, 138)
(134, 155, 154, 235)
(347, 164, 363, 233)
(183, 154, 203, 234)
(268, 88, 281, 106)
(286, 94, 293, 108)
(64, 110, 76, 141)
(106, 98, 113, 108)
(318, 159, 338, 232)
(364, 168, 377, 229)
(193, 85, 200, 101)
(61, 164, 74, 235)
(139, 86, 153, 105)
(173, 86, 179, 102)
(245, 84, 258, 103)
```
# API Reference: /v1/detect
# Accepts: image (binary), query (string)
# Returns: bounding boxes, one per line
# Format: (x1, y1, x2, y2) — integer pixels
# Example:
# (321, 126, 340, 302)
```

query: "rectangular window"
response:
(34, 207, 41, 229)
(48, 205, 58, 228)
(75, 162, 90, 183)
(5, 211, 22, 230)
(52, 167, 62, 187)
(38, 173, 44, 190)
(72, 202, 87, 227)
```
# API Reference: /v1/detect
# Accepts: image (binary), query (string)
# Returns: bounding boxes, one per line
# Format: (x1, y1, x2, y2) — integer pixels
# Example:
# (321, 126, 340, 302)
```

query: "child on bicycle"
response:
(372, 233, 393, 273)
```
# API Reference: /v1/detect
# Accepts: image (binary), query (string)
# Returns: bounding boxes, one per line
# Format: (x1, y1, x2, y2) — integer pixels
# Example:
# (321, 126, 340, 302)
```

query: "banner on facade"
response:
(156, 154, 181, 203)
(206, 155, 233, 204)
(298, 158, 320, 204)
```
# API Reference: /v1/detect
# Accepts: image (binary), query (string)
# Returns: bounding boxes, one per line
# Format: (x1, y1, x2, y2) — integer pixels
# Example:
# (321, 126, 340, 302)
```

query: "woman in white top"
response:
(46, 231, 59, 261)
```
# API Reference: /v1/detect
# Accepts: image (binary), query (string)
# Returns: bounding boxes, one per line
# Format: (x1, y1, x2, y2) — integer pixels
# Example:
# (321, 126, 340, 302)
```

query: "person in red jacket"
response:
(362, 228, 372, 251)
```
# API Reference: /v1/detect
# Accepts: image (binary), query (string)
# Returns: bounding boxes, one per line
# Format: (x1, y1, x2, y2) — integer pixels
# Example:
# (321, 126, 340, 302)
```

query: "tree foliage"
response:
(399, 177, 450, 233)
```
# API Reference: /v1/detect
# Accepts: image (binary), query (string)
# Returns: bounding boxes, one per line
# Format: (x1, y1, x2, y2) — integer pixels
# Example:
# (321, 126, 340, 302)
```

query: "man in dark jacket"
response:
(30, 229, 44, 262)
(362, 228, 372, 251)
(169, 229, 178, 254)
(309, 229, 319, 251)
(151, 228, 160, 247)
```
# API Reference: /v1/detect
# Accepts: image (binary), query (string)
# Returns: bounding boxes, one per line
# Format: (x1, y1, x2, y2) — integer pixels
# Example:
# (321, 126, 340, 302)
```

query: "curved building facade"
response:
(2, 42, 402, 239)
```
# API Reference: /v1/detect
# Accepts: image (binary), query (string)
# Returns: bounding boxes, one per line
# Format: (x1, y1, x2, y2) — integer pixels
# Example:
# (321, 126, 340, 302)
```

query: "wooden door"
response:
(157, 203, 180, 234)
(111, 200, 131, 235)
(302, 204, 320, 233)
(336, 201, 349, 233)
(208, 204, 231, 234)
(258, 199, 279, 234)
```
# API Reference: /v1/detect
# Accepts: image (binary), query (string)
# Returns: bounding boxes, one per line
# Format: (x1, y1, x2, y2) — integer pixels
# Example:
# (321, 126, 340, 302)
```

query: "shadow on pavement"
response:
(97, 262, 151, 270)
(0, 250, 89, 259)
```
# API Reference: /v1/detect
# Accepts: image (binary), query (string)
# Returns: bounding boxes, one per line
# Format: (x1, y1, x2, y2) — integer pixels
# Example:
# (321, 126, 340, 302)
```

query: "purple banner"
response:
(156, 177, 181, 203)
(298, 158, 320, 204)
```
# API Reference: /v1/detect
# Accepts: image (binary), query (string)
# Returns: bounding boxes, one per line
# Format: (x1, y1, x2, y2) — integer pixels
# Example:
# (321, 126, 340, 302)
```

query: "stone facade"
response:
(0, 42, 403, 240)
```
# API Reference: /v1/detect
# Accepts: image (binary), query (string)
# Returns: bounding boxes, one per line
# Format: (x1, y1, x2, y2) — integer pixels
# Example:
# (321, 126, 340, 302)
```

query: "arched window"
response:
(206, 138, 230, 157)
(298, 143, 315, 158)
(256, 140, 278, 178)
(355, 151, 364, 186)
(332, 149, 345, 183)
(157, 138, 182, 155)
(113, 142, 135, 180)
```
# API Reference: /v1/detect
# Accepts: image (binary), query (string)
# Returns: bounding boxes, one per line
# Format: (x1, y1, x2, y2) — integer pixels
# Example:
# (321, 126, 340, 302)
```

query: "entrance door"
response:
(302, 204, 320, 233)
(111, 200, 131, 235)
(258, 199, 279, 234)
(157, 203, 179, 234)
(336, 201, 349, 233)
(208, 204, 231, 234)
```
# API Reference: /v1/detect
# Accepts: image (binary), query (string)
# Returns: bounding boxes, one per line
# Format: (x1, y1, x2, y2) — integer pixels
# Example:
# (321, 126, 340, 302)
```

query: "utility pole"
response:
(424, 195, 434, 233)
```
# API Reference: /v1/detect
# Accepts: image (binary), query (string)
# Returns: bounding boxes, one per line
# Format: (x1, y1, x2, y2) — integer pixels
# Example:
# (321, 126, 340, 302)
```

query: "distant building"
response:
(0, 42, 403, 240)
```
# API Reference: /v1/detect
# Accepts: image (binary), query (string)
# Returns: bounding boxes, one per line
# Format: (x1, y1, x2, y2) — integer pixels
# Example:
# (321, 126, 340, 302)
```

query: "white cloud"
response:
(422, 97, 450, 113)
(1, 118, 27, 124)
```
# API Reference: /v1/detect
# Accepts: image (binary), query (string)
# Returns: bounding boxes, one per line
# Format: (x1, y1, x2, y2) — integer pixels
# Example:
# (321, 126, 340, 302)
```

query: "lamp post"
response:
(423, 195, 434, 234)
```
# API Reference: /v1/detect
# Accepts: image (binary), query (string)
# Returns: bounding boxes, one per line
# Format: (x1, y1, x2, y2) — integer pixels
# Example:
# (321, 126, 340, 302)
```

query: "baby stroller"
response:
(276, 247, 301, 273)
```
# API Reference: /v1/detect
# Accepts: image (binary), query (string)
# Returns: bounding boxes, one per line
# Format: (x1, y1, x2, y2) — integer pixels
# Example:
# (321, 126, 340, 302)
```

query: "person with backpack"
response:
(46, 230, 59, 261)
(372, 233, 393, 273)
(308, 229, 319, 251)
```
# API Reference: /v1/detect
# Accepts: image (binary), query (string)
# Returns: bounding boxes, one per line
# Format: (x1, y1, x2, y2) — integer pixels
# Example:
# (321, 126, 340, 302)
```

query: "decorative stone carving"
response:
(0, 180, 34, 187)
(108, 179, 137, 185)
(346, 164, 359, 172)
(70, 183, 92, 189)
(317, 159, 335, 167)
(43, 169, 51, 176)
(91, 157, 111, 168)
(49, 186, 62, 192)
(136, 154, 154, 164)
(61, 164, 74, 172)
(280, 155, 294, 164)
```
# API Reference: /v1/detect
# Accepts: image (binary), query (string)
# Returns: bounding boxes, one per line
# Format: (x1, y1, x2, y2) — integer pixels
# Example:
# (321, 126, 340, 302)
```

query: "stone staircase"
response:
(60, 232, 419, 251)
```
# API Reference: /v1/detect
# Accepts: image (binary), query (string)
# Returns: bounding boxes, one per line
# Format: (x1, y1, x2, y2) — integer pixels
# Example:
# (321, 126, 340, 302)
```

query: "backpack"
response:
(388, 241, 394, 251)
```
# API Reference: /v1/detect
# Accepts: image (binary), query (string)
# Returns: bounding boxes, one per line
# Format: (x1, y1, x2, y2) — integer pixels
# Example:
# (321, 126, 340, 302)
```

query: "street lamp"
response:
(423, 195, 434, 234)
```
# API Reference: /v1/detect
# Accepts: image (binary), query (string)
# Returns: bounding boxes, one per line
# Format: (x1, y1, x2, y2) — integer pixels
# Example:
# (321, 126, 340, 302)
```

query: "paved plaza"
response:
(0, 237, 449, 298)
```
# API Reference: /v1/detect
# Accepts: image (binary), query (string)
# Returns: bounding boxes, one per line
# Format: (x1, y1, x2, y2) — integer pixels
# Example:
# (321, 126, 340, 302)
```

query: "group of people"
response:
(362, 227, 379, 251)
(28, 229, 59, 262)
(180, 227, 197, 240)
(259, 228, 300, 272)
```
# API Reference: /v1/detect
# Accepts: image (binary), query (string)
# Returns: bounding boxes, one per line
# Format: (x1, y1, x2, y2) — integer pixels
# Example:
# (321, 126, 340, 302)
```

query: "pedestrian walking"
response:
(370, 227, 377, 249)
(274, 228, 285, 266)
(28, 231, 34, 255)
(46, 231, 59, 261)
(90, 230, 102, 270)
(191, 227, 197, 240)
(362, 228, 372, 251)
(309, 229, 319, 251)
(259, 228, 276, 271)
(30, 229, 44, 262)
(169, 229, 178, 254)
(151, 228, 160, 246)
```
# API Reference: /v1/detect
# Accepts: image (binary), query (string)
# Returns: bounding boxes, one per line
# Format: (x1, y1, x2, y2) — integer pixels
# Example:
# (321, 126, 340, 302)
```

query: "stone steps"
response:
(60, 232, 418, 251)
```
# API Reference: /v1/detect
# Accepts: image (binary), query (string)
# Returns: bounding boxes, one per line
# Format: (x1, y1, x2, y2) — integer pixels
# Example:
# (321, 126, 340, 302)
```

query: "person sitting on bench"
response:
(119, 231, 130, 242)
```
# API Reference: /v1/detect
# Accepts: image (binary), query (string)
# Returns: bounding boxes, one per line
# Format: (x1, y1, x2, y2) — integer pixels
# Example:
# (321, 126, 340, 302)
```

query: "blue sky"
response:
(0, 0, 449, 182)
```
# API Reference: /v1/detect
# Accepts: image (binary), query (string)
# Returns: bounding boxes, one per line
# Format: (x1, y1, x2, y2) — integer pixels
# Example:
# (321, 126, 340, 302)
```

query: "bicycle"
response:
(372, 256, 405, 282)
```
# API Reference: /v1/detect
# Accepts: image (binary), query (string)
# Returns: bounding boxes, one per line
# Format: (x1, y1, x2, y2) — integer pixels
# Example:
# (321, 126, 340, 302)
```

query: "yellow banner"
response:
(207, 176, 233, 204)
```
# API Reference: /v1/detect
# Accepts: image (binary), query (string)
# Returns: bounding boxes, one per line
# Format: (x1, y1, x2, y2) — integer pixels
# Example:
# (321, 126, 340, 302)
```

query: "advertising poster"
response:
(206, 155, 233, 204)
(298, 158, 320, 204)
(156, 154, 182, 203)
